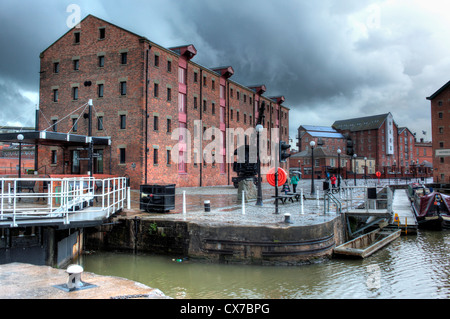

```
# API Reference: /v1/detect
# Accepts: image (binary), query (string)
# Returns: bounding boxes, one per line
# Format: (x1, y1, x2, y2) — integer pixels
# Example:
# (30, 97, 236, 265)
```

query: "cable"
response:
(43, 102, 89, 131)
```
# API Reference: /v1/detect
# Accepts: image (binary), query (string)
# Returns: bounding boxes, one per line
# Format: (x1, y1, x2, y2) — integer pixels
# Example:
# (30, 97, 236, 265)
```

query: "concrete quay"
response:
(126, 181, 353, 226)
(0, 262, 169, 299)
(88, 180, 362, 265)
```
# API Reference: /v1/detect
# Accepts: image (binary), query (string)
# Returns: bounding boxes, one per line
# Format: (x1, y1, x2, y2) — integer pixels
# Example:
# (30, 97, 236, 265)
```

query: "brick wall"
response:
(38, 15, 291, 188)
(430, 84, 450, 182)
(39, 15, 147, 187)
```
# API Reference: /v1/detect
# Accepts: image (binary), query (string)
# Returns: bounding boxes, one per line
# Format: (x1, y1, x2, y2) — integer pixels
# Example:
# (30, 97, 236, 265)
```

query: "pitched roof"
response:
(299, 125, 337, 133)
(40, 14, 150, 55)
(298, 125, 344, 139)
(332, 113, 391, 132)
(398, 127, 415, 136)
(40, 14, 288, 108)
(426, 80, 450, 100)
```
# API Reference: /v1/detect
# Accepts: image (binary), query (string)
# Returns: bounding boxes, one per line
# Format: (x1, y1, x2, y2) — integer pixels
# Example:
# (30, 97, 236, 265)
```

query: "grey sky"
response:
(1, 0, 449, 145)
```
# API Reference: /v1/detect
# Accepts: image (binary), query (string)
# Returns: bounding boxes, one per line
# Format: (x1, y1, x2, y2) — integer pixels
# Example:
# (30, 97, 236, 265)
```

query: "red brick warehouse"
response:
(427, 80, 450, 183)
(37, 15, 290, 189)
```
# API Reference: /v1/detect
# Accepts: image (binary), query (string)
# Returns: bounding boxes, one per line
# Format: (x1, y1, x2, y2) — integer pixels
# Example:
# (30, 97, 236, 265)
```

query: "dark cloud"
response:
(0, 0, 68, 90)
(0, 0, 449, 145)
(0, 81, 36, 127)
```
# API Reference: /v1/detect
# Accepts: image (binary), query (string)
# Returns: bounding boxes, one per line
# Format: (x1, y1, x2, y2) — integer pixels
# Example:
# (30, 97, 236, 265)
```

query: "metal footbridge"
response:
(0, 176, 129, 228)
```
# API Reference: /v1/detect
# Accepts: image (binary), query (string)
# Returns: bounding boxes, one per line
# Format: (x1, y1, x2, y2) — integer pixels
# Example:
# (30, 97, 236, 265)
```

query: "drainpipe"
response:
(185, 60, 189, 184)
(144, 46, 151, 184)
(227, 80, 230, 186)
(34, 105, 39, 172)
(199, 69, 203, 187)
(88, 99, 93, 177)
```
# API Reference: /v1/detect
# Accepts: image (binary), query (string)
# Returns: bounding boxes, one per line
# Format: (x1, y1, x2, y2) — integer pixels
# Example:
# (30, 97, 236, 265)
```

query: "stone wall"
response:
(85, 214, 346, 265)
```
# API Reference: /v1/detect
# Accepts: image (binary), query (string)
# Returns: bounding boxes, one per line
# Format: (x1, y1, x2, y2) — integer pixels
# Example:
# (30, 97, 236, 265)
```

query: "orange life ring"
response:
(267, 167, 287, 186)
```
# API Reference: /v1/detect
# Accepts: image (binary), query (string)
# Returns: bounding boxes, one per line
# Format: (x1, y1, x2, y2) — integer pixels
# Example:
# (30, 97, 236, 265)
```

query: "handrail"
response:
(324, 191, 342, 214)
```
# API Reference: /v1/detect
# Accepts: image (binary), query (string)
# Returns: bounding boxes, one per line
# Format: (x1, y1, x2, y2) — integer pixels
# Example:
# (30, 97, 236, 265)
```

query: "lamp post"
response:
(337, 148, 341, 189)
(17, 134, 24, 179)
(393, 160, 397, 183)
(310, 141, 316, 195)
(255, 124, 264, 206)
(353, 153, 357, 186)
(364, 157, 367, 184)
(416, 159, 419, 181)
(88, 99, 93, 177)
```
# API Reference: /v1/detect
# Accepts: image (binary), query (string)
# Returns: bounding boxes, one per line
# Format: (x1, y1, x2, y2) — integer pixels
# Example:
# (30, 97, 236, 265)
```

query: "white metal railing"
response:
(324, 185, 392, 214)
(0, 176, 128, 227)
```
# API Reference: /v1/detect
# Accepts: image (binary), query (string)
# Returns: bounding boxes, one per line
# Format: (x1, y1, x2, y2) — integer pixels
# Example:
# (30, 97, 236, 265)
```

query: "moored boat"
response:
(334, 228, 401, 258)
(409, 185, 450, 230)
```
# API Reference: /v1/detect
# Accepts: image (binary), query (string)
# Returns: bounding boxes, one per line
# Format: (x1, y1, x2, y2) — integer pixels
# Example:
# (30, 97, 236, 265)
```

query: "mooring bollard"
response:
(66, 264, 84, 290)
(300, 188, 304, 214)
(204, 200, 210, 212)
(284, 213, 292, 223)
(127, 187, 131, 210)
(316, 186, 320, 207)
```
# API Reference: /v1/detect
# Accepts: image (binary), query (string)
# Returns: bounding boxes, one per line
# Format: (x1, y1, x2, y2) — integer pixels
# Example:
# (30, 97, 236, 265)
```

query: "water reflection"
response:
(80, 231, 450, 299)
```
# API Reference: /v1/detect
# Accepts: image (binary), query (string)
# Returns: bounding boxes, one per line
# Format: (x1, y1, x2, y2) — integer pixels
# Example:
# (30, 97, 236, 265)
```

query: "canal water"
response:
(79, 230, 450, 299)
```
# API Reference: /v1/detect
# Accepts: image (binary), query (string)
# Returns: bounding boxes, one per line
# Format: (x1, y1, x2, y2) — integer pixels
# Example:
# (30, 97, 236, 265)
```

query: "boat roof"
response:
(418, 192, 450, 217)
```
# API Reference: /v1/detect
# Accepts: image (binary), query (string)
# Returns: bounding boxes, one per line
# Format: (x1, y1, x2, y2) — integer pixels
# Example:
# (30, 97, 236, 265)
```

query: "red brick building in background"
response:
(37, 15, 290, 188)
(332, 113, 399, 172)
(296, 125, 346, 153)
(291, 112, 433, 179)
(427, 80, 450, 183)
(397, 127, 416, 170)
(415, 138, 433, 173)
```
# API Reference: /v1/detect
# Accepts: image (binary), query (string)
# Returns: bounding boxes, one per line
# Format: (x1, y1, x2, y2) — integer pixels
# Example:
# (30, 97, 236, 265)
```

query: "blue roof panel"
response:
(308, 132, 344, 138)
(301, 125, 337, 133)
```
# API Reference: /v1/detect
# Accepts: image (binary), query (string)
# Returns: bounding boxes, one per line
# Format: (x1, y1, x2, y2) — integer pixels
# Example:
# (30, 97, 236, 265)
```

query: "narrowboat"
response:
(409, 184, 450, 230)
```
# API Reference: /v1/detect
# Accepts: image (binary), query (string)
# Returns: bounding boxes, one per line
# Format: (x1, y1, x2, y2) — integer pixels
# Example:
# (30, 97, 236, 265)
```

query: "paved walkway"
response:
(392, 189, 417, 229)
(124, 178, 433, 227)
(0, 263, 169, 299)
(124, 179, 376, 227)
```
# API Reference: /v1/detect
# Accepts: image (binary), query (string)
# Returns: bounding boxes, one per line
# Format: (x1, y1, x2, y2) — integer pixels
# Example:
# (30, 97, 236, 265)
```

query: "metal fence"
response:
(323, 184, 393, 214)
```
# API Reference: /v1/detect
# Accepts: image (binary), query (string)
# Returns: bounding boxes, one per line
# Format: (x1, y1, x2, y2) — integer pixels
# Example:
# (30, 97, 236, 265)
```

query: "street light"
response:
(255, 124, 264, 206)
(416, 159, 419, 181)
(310, 141, 316, 195)
(88, 99, 93, 177)
(353, 153, 357, 186)
(364, 157, 367, 184)
(393, 160, 397, 183)
(337, 148, 341, 189)
(17, 134, 24, 179)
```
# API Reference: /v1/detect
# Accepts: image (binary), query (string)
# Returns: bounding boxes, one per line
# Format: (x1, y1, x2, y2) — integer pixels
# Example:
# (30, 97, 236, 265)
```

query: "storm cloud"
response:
(1, 0, 449, 143)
